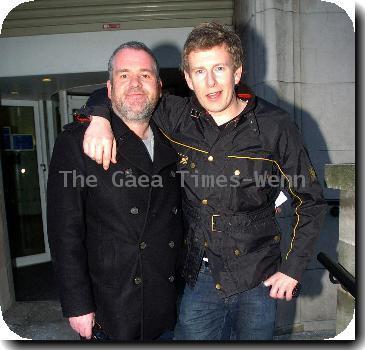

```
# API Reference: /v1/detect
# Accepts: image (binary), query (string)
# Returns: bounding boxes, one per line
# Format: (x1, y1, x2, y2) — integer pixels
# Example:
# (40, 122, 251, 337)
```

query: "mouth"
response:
(126, 93, 147, 102)
(127, 92, 145, 97)
(206, 91, 222, 101)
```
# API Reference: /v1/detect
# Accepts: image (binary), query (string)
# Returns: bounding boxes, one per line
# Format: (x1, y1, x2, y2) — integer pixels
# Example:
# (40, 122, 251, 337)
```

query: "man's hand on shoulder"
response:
(69, 312, 95, 339)
(264, 272, 298, 301)
(83, 116, 116, 170)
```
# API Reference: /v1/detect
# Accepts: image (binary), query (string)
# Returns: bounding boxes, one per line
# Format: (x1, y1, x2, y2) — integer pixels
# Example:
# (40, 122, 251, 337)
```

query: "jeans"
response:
(157, 330, 174, 341)
(174, 263, 277, 340)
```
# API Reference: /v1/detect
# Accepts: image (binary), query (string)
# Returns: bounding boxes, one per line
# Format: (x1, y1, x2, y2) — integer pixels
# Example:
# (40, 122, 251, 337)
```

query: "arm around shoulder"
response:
(79, 87, 111, 121)
(78, 87, 116, 168)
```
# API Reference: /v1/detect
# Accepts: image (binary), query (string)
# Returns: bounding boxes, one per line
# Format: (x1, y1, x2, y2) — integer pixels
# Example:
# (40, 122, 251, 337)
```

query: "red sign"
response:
(103, 23, 121, 30)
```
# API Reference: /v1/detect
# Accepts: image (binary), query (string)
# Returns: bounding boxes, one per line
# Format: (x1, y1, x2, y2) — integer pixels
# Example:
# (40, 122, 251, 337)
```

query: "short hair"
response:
(108, 41, 160, 81)
(182, 22, 244, 72)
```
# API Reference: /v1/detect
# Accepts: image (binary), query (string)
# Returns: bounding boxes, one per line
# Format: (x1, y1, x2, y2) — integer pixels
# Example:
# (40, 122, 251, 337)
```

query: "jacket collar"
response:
(189, 83, 259, 134)
(189, 83, 257, 117)
(111, 111, 177, 175)
(110, 110, 133, 140)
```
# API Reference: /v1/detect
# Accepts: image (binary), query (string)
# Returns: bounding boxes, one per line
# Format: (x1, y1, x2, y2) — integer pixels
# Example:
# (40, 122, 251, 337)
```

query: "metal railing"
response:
(317, 252, 356, 298)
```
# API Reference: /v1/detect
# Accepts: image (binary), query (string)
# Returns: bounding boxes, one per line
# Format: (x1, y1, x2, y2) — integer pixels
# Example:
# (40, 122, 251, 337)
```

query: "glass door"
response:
(0, 100, 50, 267)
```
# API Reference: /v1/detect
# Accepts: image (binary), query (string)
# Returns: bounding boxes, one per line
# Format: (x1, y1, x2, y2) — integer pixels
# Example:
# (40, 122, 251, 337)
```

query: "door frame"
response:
(1, 99, 50, 267)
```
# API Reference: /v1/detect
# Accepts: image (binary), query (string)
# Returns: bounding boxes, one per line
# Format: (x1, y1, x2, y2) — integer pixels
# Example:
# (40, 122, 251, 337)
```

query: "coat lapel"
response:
(150, 121, 178, 174)
(111, 113, 153, 175)
(117, 134, 153, 175)
(111, 113, 177, 175)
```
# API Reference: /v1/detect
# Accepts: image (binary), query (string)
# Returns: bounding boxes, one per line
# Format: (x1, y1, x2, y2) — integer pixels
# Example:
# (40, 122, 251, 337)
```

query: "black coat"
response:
(47, 114, 184, 340)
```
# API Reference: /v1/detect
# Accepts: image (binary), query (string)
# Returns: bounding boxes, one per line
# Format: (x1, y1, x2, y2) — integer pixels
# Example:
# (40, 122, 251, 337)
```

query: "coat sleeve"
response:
(275, 118, 328, 282)
(80, 87, 112, 121)
(47, 128, 96, 317)
(79, 87, 188, 134)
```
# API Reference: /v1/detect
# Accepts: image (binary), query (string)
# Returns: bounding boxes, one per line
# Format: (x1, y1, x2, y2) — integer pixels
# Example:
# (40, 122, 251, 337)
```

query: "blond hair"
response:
(182, 22, 244, 72)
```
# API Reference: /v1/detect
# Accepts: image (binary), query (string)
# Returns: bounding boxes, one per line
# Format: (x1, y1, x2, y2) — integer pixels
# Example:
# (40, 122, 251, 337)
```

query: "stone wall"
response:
(325, 164, 355, 335)
(234, 0, 355, 336)
(235, 0, 355, 200)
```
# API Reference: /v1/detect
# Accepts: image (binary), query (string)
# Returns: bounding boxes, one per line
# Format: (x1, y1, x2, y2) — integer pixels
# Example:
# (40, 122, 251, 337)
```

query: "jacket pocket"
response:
(228, 217, 280, 255)
(227, 156, 277, 212)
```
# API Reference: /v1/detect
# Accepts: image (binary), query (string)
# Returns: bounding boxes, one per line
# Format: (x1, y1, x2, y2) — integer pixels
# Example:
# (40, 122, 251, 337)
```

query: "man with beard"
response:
(47, 42, 183, 341)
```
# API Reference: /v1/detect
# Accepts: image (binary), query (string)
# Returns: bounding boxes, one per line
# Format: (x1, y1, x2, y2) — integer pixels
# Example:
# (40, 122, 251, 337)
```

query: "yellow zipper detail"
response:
(160, 129, 209, 154)
(227, 155, 303, 260)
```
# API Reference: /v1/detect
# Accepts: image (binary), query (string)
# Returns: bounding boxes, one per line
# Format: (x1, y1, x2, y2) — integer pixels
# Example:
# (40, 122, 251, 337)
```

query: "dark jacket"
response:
(81, 86, 328, 298)
(47, 113, 184, 340)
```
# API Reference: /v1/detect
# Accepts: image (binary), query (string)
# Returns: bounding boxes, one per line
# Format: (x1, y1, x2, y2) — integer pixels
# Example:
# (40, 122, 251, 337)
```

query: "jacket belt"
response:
(182, 200, 276, 232)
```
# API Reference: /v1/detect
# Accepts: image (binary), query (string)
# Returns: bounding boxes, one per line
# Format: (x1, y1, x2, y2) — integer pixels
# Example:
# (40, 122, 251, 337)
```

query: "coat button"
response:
(234, 249, 241, 256)
(190, 162, 196, 169)
(208, 155, 214, 162)
(170, 170, 176, 178)
(172, 207, 178, 215)
(202, 199, 208, 205)
(125, 168, 133, 176)
(169, 241, 175, 248)
(234, 169, 240, 176)
(140, 242, 147, 250)
(204, 241, 208, 247)
(184, 239, 187, 245)
(274, 234, 281, 242)
(134, 277, 142, 285)
(215, 283, 222, 290)
(168, 275, 175, 283)
(130, 207, 139, 215)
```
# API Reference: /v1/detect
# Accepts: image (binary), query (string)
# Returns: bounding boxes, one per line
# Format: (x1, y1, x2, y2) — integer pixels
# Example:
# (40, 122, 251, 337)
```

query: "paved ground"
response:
(3, 301, 77, 340)
(2, 301, 336, 341)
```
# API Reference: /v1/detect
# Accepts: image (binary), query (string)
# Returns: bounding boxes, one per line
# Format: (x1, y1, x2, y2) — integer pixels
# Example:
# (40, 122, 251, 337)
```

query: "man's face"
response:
(107, 48, 161, 122)
(184, 44, 242, 119)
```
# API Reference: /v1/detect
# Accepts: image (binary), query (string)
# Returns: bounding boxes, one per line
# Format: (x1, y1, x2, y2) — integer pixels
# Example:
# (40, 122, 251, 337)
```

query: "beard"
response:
(111, 88, 158, 123)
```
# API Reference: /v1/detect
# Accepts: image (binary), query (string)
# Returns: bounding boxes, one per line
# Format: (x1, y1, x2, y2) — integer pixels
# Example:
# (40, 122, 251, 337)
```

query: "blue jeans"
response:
(156, 330, 174, 341)
(174, 263, 277, 340)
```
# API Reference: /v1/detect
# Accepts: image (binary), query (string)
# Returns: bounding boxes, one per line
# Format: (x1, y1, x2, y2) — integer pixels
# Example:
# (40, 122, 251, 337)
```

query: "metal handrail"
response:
(317, 252, 356, 298)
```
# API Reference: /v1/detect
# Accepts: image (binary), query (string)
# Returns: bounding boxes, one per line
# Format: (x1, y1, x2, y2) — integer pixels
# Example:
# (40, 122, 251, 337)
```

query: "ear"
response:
(107, 80, 112, 99)
(234, 65, 243, 85)
(184, 70, 194, 91)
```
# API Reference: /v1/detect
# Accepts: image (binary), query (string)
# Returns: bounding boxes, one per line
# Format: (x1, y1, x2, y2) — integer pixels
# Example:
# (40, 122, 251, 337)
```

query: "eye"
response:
(120, 74, 128, 79)
(195, 69, 205, 75)
(141, 74, 151, 79)
(215, 66, 225, 72)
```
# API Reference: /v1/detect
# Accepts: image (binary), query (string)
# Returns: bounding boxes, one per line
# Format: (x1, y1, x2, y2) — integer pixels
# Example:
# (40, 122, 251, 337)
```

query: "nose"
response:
(130, 75, 142, 88)
(206, 71, 216, 88)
